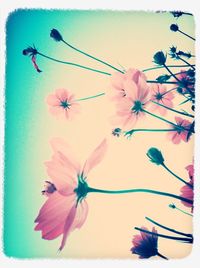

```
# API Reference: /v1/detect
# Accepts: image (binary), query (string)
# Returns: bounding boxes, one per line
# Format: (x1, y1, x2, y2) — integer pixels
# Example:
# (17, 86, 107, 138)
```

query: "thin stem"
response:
(145, 217, 192, 237)
(125, 128, 176, 137)
(163, 64, 181, 83)
(87, 187, 193, 204)
(147, 80, 178, 85)
(172, 206, 193, 217)
(177, 55, 195, 70)
(162, 163, 193, 188)
(151, 101, 194, 118)
(134, 227, 192, 243)
(178, 29, 195, 41)
(62, 39, 124, 73)
(142, 109, 178, 127)
(157, 252, 168, 260)
(75, 92, 105, 102)
(37, 52, 111, 76)
(161, 87, 178, 96)
(142, 64, 195, 72)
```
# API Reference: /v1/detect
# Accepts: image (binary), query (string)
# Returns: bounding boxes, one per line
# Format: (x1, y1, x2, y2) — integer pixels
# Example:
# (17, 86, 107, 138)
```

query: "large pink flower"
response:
(150, 83, 174, 115)
(111, 70, 150, 129)
(110, 68, 147, 101)
(167, 116, 192, 144)
(34, 138, 107, 251)
(46, 89, 81, 119)
(180, 163, 194, 211)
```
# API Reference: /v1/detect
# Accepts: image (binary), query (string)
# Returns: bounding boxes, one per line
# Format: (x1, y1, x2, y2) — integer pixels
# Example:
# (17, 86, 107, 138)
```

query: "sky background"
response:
(4, 10, 195, 259)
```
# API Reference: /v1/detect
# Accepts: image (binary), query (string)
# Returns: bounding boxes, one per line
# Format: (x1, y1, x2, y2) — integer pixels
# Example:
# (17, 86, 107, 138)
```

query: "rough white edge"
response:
(0, 0, 200, 267)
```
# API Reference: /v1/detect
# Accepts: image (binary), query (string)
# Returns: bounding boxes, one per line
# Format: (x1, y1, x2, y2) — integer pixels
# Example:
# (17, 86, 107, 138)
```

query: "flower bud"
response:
(170, 24, 179, 32)
(50, 29, 63, 42)
(153, 51, 166, 65)
(147, 147, 164, 165)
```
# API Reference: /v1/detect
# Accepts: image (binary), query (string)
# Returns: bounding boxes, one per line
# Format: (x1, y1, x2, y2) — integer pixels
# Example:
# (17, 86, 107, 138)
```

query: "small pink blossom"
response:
(110, 68, 147, 101)
(175, 70, 194, 93)
(46, 89, 81, 119)
(150, 83, 174, 115)
(111, 70, 150, 129)
(180, 164, 194, 212)
(35, 138, 107, 251)
(167, 116, 192, 144)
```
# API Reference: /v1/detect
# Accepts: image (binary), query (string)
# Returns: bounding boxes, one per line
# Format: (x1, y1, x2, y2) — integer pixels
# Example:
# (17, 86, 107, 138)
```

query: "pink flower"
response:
(46, 89, 81, 119)
(110, 68, 147, 101)
(167, 116, 192, 144)
(186, 163, 194, 180)
(111, 70, 150, 129)
(150, 83, 174, 115)
(175, 70, 194, 93)
(34, 138, 107, 251)
(131, 227, 159, 259)
(31, 55, 42, 73)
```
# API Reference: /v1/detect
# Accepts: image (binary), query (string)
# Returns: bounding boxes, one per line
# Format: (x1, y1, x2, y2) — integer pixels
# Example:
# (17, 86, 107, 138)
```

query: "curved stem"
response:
(178, 29, 195, 41)
(162, 163, 193, 188)
(134, 227, 192, 243)
(151, 101, 194, 118)
(87, 187, 193, 204)
(125, 128, 176, 137)
(157, 252, 168, 260)
(62, 39, 124, 73)
(142, 109, 177, 127)
(175, 207, 193, 217)
(37, 52, 111, 76)
(145, 217, 192, 237)
(75, 92, 105, 102)
(142, 64, 195, 72)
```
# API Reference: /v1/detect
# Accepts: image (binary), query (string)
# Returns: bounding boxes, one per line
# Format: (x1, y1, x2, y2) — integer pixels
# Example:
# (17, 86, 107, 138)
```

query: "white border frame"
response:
(1, 1, 200, 267)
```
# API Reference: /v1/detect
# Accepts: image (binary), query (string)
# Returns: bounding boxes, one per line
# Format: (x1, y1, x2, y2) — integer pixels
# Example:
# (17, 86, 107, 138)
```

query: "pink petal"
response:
(55, 89, 69, 101)
(49, 106, 63, 116)
(46, 94, 60, 106)
(82, 139, 107, 177)
(123, 80, 138, 99)
(59, 204, 77, 251)
(50, 138, 81, 173)
(71, 201, 89, 229)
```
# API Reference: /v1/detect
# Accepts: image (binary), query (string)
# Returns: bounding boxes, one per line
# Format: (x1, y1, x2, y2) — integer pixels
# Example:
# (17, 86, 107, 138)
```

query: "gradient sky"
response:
(4, 10, 195, 259)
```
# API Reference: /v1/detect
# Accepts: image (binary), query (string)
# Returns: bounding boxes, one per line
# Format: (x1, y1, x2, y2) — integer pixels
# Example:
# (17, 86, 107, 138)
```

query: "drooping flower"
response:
(167, 117, 192, 144)
(150, 83, 174, 115)
(146, 147, 164, 165)
(180, 163, 194, 212)
(131, 227, 159, 259)
(34, 138, 107, 251)
(111, 69, 150, 129)
(110, 68, 147, 101)
(46, 89, 81, 119)
(153, 51, 167, 65)
(50, 29, 63, 42)
(22, 46, 42, 73)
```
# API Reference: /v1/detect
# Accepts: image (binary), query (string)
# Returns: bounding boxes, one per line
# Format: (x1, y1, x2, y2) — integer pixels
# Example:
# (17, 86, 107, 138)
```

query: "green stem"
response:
(62, 39, 124, 73)
(134, 227, 192, 243)
(178, 29, 195, 41)
(142, 65, 195, 72)
(161, 87, 178, 96)
(75, 92, 105, 102)
(147, 80, 178, 85)
(157, 252, 168, 260)
(175, 206, 193, 217)
(163, 64, 182, 83)
(37, 52, 111, 76)
(87, 187, 193, 204)
(151, 101, 194, 118)
(142, 109, 178, 127)
(162, 163, 193, 188)
(125, 128, 176, 137)
(145, 217, 192, 237)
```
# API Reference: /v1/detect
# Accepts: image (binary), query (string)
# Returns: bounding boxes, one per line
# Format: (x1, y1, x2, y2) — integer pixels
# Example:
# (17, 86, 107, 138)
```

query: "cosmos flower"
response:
(111, 69, 150, 129)
(34, 138, 107, 251)
(131, 227, 159, 259)
(180, 162, 194, 212)
(167, 117, 192, 144)
(110, 68, 147, 101)
(175, 70, 194, 94)
(46, 89, 81, 119)
(150, 83, 174, 115)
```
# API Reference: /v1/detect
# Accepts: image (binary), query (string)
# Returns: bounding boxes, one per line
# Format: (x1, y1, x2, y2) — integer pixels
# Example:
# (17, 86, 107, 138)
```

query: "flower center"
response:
(131, 100, 143, 114)
(155, 92, 163, 101)
(60, 100, 70, 109)
(74, 175, 89, 202)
